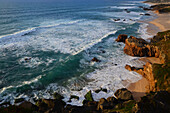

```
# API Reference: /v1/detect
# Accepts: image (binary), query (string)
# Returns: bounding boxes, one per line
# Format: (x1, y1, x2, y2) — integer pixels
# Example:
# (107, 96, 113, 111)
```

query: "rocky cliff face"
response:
(122, 36, 160, 57)
(120, 30, 170, 92)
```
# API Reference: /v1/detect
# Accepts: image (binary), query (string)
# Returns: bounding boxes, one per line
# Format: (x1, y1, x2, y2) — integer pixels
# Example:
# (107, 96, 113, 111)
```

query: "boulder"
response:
(14, 98, 25, 104)
(86, 101, 98, 110)
(91, 57, 101, 62)
(135, 91, 170, 113)
(124, 36, 149, 57)
(115, 34, 128, 43)
(144, 13, 151, 16)
(36, 99, 66, 113)
(114, 88, 133, 101)
(19, 101, 38, 111)
(125, 65, 135, 71)
(114, 18, 120, 21)
(97, 98, 110, 110)
(68, 95, 79, 102)
(107, 97, 118, 107)
(53, 92, 64, 100)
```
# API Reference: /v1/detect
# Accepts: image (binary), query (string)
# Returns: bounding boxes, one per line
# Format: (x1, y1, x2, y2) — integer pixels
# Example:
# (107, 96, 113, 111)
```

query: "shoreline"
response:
(0, 1, 169, 113)
(146, 2, 170, 34)
(126, 2, 168, 101)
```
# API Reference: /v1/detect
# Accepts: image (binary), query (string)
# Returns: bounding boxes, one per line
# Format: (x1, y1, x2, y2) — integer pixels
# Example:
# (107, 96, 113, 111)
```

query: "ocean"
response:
(0, 0, 152, 106)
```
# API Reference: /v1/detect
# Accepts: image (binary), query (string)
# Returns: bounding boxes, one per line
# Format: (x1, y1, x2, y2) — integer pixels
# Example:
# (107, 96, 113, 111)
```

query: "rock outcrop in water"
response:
(123, 30, 170, 112)
(123, 30, 170, 92)
(124, 36, 149, 57)
(0, 30, 169, 113)
(115, 34, 128, 43)
(121, 35, 161, 57)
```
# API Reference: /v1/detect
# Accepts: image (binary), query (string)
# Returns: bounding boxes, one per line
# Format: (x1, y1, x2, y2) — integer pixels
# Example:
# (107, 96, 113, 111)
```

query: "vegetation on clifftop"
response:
(151, 30, 170, 91)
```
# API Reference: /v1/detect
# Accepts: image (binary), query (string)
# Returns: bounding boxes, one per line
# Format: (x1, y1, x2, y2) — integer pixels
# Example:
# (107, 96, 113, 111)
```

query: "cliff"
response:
(122, 30, 170, 92)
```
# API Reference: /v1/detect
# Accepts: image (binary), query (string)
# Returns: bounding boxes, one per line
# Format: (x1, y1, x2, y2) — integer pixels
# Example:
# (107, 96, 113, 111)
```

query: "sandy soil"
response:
(139, 57, 162, 64)
(127, 77, 149, 101)
(149, 13, 170, 32)
(126, 57, 162, 101)
(143, 2, 170, 36)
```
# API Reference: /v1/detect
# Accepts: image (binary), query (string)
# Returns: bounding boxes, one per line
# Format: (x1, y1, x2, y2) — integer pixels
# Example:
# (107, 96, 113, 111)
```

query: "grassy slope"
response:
(151, 30, 170, 91)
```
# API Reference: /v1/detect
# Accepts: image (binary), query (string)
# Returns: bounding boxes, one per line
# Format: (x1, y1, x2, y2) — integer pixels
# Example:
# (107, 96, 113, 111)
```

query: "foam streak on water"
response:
(0, 0, 152, 106)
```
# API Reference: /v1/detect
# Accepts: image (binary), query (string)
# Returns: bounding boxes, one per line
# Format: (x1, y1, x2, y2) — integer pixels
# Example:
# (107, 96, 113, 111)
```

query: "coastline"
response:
(146, 2, 170, 35)
(0, 1, 169, 113)
(127, 2, 169, 101)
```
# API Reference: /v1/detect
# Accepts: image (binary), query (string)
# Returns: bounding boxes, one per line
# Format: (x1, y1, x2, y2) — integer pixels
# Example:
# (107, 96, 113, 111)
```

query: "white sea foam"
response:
(71, 30, 117, 55)
(0, 20, 82, 39)
(0, 28, 37, 39)
(138, 23, 153, 40)
(110, 18, 136, 24)
(0, 1, 149, 105)
(109, 6, 137, 9)
(36, 41, 142, 106)
(0, 74, 44, 94)
(63, 49, 142, 106)
(0, 19, 119, 57)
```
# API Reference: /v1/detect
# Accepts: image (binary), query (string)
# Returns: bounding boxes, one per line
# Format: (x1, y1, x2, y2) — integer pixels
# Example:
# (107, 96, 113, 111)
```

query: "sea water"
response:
(0, 0, 152, 106)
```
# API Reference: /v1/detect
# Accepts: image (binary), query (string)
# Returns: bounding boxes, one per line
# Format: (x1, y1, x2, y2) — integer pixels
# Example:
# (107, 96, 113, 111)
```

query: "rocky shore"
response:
(1, 30, 169, 113)
(0, 1, 170, 113)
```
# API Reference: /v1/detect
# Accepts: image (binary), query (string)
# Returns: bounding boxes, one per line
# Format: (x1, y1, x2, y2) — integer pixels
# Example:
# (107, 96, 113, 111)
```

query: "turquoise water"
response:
(0, 0, 151, 105)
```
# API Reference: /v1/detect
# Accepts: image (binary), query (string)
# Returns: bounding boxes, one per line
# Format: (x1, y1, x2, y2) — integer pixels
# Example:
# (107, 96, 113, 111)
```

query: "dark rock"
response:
(0, 101, 11, 107)
(126, 10, 131, 13)
(135, 91, 170, 113)
(19, 101, 38, 111)
(114, 19, 121, 21)
(85, 90, 94, 101)
(115, 34, 128, 43)
(53, 92, 64, 100)
(95, 88, 107, 93)
(144, 13, 151, 16)
(95, 89, 102, 93)
(101, 50, 106, 53)
(102, 88, 107, 93)
(86, 101, 98, 110)
(125, 64, 136, 71)
(91, 57, 101, 62)
(107, 97, 118, 107)
(36, 99, 66, 113)
(0, 104, 36, 113)
(114, 88, 133, 101)
(68, 95, 79, 102)
(24, 57, 31, 62)
(143, 7, 152, 10)
(97, 98, 110, 110)
(14, 98, 25, 104)
(35, 99, 49, 112)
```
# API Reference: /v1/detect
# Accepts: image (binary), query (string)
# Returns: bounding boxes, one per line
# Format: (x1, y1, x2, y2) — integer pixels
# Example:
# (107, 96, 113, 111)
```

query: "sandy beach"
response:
(146, 2, 170, 35)
(127, 5, 169, 101)
(149, 13, 170, 32)
(127, 77, 149, 101)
